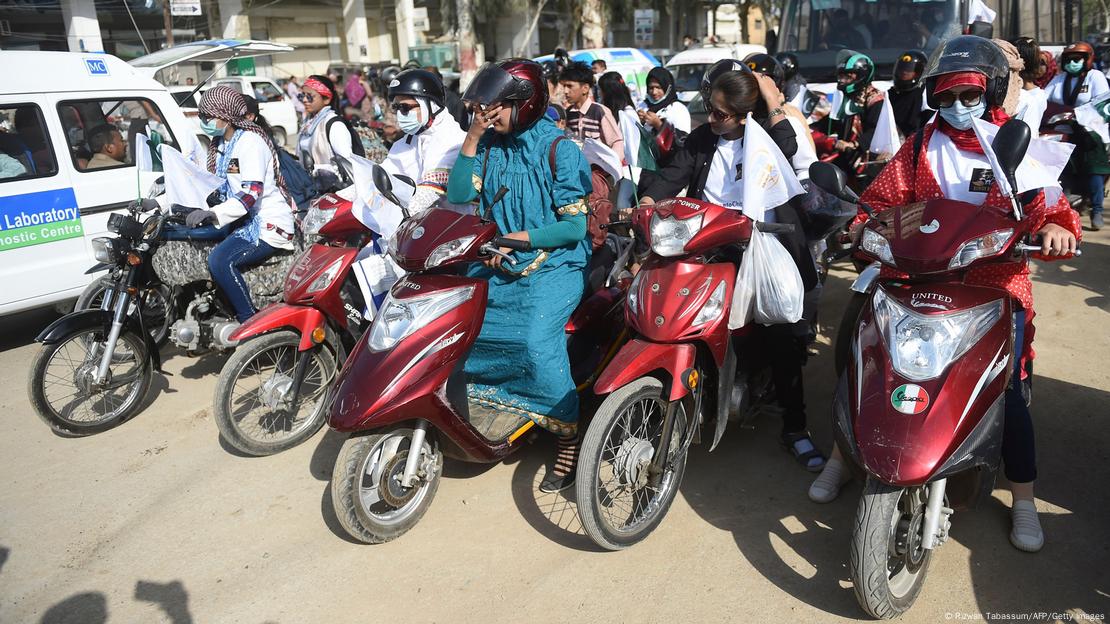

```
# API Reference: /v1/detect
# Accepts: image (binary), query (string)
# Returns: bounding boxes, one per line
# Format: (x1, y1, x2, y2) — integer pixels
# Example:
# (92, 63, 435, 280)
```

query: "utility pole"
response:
(163, 0, 175, 47)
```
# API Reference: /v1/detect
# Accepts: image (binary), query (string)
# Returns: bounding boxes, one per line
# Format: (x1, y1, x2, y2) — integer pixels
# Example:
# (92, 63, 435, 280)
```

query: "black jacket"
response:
(641, 119, 817, 292)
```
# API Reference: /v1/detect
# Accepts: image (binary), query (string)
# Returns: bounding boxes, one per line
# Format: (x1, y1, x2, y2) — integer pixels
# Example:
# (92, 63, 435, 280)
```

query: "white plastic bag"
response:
(728, 226, 804, 328)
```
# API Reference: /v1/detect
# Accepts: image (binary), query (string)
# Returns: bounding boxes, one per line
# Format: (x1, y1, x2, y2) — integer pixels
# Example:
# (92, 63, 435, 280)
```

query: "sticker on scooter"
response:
(891, 384, 930, 414)
(919, 219, 940, 234)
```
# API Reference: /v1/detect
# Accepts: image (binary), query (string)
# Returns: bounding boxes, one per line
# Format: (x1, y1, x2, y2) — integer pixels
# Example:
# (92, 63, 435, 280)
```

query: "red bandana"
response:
(303, 77, 332, 100)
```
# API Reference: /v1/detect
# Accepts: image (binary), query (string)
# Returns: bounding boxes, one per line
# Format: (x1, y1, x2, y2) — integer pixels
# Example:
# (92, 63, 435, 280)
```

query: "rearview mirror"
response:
(991, 119, 1030, 193)
(809, 161, 859, 204)
(371, 163, 404, 208)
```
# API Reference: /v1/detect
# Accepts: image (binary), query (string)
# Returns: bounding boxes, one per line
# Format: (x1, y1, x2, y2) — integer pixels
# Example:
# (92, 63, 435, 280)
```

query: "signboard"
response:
(634, 9, 655, 46)
(170, 0, 202, 16)
(412, 7, 429, 31)
(0, 189, 83, 252)
(226, 57, 256, 76)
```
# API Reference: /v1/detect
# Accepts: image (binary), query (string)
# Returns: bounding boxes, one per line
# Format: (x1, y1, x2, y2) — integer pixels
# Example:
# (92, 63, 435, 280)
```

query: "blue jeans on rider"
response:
(1087, 175, 1105, 216)
(162, 221, 236, 242)
(1002, 310, 1036, 485)
(207, 233, 277, 323)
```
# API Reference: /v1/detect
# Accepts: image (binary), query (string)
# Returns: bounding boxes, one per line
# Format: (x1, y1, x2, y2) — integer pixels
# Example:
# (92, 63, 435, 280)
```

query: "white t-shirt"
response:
(1014, 87, 1048, 133)
(211, 132, 296, 249)
(1045, 70, 1110, 107)
(703, 136, 745, 210)
(926, 129, 994, 204)
(786, 115, 817, 180)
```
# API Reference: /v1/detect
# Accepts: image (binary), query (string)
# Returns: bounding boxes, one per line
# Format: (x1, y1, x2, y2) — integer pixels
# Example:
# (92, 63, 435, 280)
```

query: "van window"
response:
(217, 80, 247, 94)
(251, 81, 284, 103)
(57, 98, 178, 173)
(0, 104, 58, 183)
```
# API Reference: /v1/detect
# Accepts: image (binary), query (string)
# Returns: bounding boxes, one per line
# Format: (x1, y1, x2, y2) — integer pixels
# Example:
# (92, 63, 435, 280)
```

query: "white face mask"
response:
(938, 99, 986, 130)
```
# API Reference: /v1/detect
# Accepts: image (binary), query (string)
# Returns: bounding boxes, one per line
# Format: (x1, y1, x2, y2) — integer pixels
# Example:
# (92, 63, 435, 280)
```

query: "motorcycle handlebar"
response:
(755, 222, 796, 234)
(491, 236, 532, 252)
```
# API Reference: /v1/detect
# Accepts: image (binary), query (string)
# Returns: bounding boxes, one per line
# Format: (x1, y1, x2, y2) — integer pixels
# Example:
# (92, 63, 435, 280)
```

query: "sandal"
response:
(781, 431, 827, 473)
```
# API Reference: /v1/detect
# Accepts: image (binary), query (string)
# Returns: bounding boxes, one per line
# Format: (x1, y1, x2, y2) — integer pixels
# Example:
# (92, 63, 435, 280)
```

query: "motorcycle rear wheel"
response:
(850, 478, 932, 619)
(28, 327, 152, 436)
(213, 330, 336, 456)
(576, 377, 688, 551)
(331, 427, 442, 544)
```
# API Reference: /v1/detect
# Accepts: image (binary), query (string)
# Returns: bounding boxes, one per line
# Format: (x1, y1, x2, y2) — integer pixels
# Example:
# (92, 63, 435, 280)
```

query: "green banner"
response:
(0, 219, 83, 252)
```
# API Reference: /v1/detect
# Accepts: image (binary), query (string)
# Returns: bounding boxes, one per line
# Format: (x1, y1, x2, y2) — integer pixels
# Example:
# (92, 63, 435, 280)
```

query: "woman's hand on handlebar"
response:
(484, 230, 529, 270)
(1036, 223, 1078, 256)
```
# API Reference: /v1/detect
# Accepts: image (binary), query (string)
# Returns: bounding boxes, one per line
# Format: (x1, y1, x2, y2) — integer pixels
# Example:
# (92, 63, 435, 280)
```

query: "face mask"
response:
(1064, 60, 1084, 75)
(200, 118, 223, 137)
(938, 99, 986, 130)
(397, 108, 425, 135)
(646, 93, 662, 104)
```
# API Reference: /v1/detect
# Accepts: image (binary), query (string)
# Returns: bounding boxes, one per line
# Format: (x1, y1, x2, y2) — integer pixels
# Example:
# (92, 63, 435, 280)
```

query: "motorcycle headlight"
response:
(306, 258, 345, 294)
(426, 235, 476, 269)
(368, 285, 475, 352)
(626, 272, 644, 316)
(91, 237, 118, 264)
(302, 206, 338, 238)
(692, 279, 728, 326)
(872, 287, 1004, 381)
(949, 229, 1014, 270)
(650, 212, 704, 257)
(860, 229, 895, 266)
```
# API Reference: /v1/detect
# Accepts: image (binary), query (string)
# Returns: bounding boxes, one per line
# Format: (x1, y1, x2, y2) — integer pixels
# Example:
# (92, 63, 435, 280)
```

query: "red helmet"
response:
(463, 58, 549, 131)
(1062, 41, 1096, 71)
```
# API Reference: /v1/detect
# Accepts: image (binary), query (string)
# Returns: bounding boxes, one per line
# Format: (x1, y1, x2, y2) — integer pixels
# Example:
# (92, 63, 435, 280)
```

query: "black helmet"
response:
(775, 52, 799, 81)
(700, 59, 751, 101)
(744, 52, 785, 89)
(923, 35, 1009, 108)
(540, 60, 559, 81)
(835, 49, 875, 95)
(388, 68, 447, 109)
(892, 50, 928, 92)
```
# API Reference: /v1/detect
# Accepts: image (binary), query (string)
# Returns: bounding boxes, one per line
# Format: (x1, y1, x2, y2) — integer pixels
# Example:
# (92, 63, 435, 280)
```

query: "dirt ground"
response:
(1, 228, 1107, 624)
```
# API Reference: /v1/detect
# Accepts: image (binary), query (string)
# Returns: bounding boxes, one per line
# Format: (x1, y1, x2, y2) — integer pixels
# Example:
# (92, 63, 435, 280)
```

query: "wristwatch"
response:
(768, 107, 785, 117)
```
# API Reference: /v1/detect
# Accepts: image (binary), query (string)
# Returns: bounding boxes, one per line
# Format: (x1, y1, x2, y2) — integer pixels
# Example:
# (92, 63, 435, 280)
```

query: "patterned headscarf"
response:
(199, 85, 288, 196)
(1035, 50, 1057, 89)
(993, 38, 1024, 116)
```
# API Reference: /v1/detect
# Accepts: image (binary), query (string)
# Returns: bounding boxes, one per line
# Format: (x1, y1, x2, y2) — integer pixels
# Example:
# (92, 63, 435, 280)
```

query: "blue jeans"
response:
(207, 234, 277, 322)
(162, 222, 236, 242)
(1088, 175, 1105, 216)
(1002, 310, 1036, 484)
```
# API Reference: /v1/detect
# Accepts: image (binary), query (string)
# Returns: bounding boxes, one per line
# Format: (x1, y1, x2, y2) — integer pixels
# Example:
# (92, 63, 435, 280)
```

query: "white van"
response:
(534, 48, 662, 102)
(0, 51, 198, 316)
(665, 44, 767, 102)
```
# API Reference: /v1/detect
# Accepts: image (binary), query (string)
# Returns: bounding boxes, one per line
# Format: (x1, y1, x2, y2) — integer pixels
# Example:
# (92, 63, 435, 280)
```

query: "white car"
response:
(666, 44, 767, 102)
(0, 51, 199, 316)
(130, 40, 300, 148)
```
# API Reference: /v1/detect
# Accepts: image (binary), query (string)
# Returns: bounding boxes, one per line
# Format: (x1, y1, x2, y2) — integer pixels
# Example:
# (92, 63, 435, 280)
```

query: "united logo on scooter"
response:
(891, 384, 930, 415)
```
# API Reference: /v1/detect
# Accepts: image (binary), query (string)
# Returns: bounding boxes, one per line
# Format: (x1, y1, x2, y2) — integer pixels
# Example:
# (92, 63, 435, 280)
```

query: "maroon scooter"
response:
(324, 173, 627, 544)
(811, 120, 1080, 618)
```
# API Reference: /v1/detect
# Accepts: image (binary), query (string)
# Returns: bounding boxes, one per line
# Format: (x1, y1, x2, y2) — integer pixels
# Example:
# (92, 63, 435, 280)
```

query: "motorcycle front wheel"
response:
(330, 427, 442, 544)
(213, 330, 337, 456)
(576, 377, 688, 551)
(849, 478, 932, 619)
(28, 327, 152, 436)
(75, 279, 174, 347)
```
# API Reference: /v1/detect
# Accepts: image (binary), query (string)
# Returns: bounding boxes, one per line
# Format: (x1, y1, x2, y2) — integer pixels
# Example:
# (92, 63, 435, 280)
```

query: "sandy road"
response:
(1, 229, 1107, 624)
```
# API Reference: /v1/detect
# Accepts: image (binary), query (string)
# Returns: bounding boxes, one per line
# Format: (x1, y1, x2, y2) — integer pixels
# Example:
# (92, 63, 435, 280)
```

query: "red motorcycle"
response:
(212, 191, 373, 456)
(324, 175, 628, 544)
(574, 196, 796, 550)
(811, 121, 1079, 618)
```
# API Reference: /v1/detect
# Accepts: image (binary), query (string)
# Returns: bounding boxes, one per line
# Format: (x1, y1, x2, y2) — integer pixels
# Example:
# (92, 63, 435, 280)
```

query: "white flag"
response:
(741, 113, 806, 222)
(968, 0, 997, 24)
(134, 133, 154, 173)
(582, 137, 624, 183)
(161, 145, 223, 208)
(870, 94, 902, 158)
(1075, 91, 1110, 145)
(349, 153, 413, 240)
(971, 117, 1074, 195)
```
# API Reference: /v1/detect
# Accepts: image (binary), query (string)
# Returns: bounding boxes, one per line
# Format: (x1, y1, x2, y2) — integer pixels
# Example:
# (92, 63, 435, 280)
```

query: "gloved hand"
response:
(170, 203, 202, 216)
(185, 209, 217, 228)
(128, 198, 160, 212)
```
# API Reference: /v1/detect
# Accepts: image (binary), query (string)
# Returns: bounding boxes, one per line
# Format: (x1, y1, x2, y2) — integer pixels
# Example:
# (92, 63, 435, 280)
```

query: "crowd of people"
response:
(158, 27, 1104, 549)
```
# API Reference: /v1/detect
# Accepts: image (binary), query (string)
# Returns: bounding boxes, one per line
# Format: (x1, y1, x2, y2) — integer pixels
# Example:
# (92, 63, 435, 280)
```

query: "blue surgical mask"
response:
(200, 118, 223, 137)
(1064, 59, 1084, 75)
(938, 99, 986, 130)
(397, 108, 425, 135)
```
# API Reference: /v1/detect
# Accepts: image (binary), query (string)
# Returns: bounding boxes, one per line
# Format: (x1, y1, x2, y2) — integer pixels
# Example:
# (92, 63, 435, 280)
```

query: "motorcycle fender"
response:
(85, 263, 113, 274)
(230, 303, 327, 351)
(850, 261, 881, 294)
(36, 309, 161, 371)
(594, 339, 696, 402)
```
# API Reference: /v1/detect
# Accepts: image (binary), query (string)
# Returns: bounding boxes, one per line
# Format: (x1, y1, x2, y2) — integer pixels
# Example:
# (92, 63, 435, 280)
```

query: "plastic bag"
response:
(728, 226, 804, 328)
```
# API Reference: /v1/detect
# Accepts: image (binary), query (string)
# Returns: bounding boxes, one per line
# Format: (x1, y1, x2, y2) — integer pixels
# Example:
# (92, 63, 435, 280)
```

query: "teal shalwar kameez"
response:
(446, 118, 593, 435)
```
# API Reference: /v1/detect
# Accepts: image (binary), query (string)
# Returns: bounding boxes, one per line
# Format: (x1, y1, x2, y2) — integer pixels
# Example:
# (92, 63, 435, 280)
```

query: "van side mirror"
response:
(992, 119, 1030, 192)
(809, 161, 859, 204)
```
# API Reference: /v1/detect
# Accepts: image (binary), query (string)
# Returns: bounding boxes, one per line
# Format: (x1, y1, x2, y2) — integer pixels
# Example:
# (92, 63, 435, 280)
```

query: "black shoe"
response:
(539, 466, 576, 493)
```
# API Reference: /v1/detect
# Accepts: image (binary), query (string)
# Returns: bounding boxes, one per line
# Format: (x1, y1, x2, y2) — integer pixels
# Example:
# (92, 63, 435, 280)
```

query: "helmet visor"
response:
(462, 64, 532, 107)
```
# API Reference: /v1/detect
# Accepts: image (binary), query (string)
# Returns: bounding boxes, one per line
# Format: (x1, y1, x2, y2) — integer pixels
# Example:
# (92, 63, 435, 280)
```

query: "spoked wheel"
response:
(28, 327, 152, 436)
(850, 478, 932, 619)
(576, 377, 688, 551)
(331, 426, 443, 544)
(213, 330, 337, 456)
(75, 280, 174, 347)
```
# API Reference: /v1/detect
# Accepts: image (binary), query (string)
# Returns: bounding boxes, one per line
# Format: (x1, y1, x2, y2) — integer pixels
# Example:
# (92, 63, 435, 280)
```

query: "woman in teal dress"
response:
(446, 59, 593, 493)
